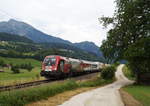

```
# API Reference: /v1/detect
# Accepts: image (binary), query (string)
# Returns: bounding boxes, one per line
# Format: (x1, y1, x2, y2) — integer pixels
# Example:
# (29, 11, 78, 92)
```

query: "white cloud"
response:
(0, 0, 115, 46)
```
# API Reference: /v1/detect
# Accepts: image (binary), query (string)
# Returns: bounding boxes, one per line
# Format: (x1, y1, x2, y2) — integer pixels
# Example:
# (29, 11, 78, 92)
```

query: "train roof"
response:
(44, 55, 102, 64)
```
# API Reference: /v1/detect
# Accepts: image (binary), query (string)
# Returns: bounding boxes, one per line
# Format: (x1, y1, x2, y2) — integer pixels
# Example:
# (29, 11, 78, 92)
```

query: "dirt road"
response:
(59, 64, 134, 106)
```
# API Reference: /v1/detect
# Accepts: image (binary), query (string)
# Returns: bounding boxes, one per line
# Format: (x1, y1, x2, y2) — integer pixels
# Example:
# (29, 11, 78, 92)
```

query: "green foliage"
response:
(0, 32, 105, 62)
(19, 63, 34, 72)
(0, 40, 105, 62)
(11, 65, 20, 74)
(112, 62, 120, 69)
(100, 0, 150, 61)
(0, 59, 5, 67)
(0, 78, 113, 106)
(124, 37, 150, 74)
(123, 65, 135, 80)
(99, 0, 150, 82)
(101, 65, 116, 79)
(99, 16, 115, 28)
(0, 80, 78, 106)
(7, 63, 33, 73)
(79, 78, 113, 87)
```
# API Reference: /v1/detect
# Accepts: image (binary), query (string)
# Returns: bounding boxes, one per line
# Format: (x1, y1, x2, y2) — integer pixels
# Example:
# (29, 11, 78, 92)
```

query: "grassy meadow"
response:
(123, 85, 150, 106)
(123, 65, 150, 106)
(0, 56, 45, 86)
(0, 56, 41, 67)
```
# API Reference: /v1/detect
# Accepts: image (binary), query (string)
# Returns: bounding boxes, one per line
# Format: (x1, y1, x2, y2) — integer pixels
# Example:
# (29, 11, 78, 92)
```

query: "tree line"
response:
(99, 0, 150, 84)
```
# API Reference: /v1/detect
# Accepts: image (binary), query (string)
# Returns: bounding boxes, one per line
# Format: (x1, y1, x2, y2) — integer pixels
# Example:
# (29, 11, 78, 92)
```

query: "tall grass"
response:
(0, 78, 113, 106)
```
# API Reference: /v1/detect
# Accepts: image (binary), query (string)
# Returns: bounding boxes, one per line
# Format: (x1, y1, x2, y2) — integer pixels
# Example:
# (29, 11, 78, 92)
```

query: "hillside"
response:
(0, 32, 33, 43)
(0, 41, 105, 62)
(0, 19, 103, 58)
(0, 19, 71, 44)
(0, 19, 104, 60)
(74, 41, 103, 57)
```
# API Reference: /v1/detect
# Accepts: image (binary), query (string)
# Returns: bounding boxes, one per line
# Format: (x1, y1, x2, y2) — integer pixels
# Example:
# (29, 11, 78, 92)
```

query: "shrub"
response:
(19, 63, 34, 72)
(26, 63, 33, 72)
(11, 65, 20, 73)
(35, 74, 40, 80)
(101, 65, 116, 79)
(0, 60, 5, 67)
(113, 62, 120, 68)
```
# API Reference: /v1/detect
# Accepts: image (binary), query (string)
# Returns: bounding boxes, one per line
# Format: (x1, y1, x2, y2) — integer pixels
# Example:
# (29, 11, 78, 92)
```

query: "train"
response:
(40, 55, 104, 79)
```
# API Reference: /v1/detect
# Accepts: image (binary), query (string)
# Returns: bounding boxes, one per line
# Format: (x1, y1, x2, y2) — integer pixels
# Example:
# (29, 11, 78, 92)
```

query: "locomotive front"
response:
(40, 56, 60, 78)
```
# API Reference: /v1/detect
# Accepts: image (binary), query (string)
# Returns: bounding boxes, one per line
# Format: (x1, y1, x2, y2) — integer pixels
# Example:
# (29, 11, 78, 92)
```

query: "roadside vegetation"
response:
(122, 65, 150, 106)
(0, 76, 114, 106)
(99, 0, 150, 104)
(123, 85, 150, 106)
(122, 65, 135, 80)
(101, 65, 116, 80)
(99, 0, 150, 84)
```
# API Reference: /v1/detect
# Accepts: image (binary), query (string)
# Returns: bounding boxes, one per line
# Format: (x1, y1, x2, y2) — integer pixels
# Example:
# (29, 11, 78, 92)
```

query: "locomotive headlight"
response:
(45, 69, 52, 71)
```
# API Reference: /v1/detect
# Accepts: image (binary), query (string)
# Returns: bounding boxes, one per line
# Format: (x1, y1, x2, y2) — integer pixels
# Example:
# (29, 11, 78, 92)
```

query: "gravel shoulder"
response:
(59, 64, 134, 106)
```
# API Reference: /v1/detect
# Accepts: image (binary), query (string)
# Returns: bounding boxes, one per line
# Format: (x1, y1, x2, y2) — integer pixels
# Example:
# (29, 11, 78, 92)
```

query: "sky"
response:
(0, 0, 115, 46)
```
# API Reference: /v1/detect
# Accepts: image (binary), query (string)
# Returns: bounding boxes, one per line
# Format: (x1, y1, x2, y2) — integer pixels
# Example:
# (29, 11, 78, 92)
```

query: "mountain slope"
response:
(0, 19, 71, 44)
(0, 19, 104, 59)
(74, 41, 103, 57)
(0, 32, 33, 43)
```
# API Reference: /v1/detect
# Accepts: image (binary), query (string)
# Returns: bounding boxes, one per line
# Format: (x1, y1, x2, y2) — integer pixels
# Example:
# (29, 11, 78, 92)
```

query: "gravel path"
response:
(59, 64, 134, 106)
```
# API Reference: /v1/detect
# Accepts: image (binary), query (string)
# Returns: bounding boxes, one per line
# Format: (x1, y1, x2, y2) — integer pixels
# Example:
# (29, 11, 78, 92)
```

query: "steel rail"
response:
(0, 71, 100, 92)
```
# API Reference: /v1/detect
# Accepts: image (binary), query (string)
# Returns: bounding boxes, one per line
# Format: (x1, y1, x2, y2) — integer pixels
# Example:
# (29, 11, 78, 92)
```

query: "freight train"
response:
(40, 55, 104, 79)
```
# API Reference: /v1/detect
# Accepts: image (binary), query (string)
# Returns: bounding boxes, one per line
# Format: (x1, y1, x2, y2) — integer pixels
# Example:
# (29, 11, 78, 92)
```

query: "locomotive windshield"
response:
(44, 57, 56, 66)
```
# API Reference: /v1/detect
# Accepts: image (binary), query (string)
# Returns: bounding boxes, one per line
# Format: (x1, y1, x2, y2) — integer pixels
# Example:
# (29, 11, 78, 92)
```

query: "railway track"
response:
(0, 71, 100, 92)
(0, 79, 53, 92)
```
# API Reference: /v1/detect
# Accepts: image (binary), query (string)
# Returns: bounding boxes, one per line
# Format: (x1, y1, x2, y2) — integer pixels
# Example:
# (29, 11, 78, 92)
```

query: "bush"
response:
(26, 63, 33, 72)
(11, 65, 20, 73)
(113, 62, 120, 68)
(101, 65, 116, 79)
(0, 60, 5, 67)
(19, 63, 34, 72)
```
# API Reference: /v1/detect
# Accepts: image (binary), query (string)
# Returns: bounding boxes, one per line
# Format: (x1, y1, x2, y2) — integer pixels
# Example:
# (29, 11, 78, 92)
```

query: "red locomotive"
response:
(40, 55, 103, 78)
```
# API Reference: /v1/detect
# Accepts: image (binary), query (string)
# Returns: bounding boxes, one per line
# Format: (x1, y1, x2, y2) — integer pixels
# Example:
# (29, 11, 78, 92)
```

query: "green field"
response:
(123, 65, 150, 106)
(0, 56, 41, 67)
(123, 85, 150, 106)
(0, 57, 45, 86)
